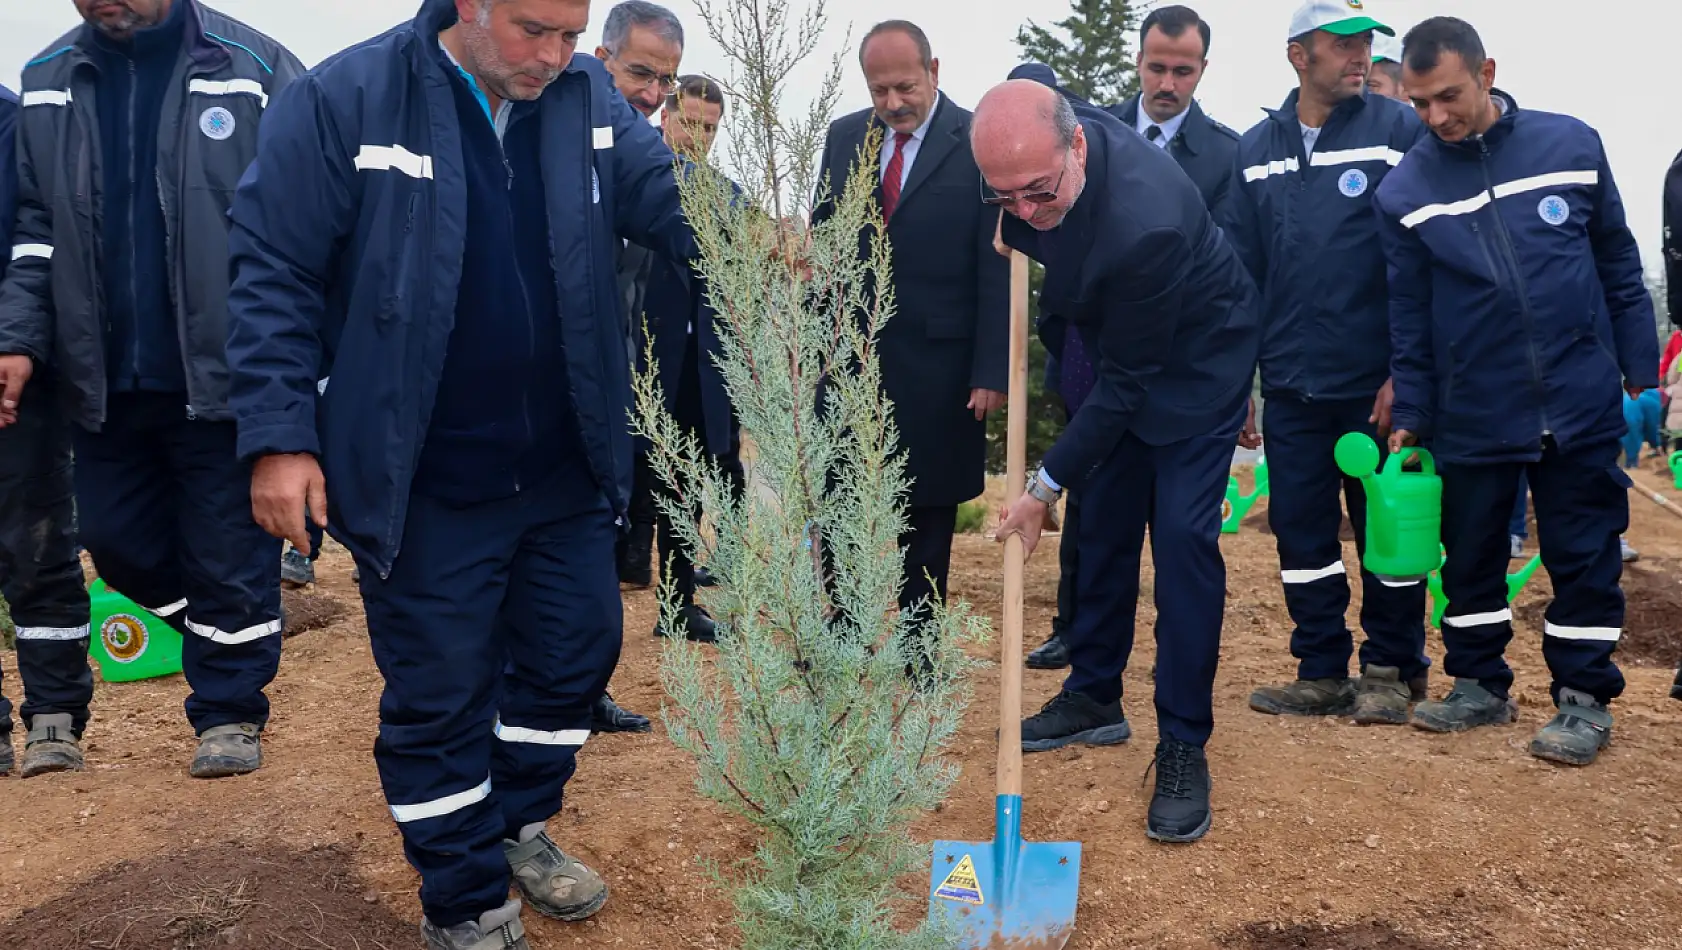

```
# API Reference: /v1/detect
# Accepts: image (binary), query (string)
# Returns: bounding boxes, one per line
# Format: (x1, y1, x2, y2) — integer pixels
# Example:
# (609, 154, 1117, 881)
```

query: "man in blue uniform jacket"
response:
(224, 0, 700, 946)
(1377, 17, 1658, 768)
(1223, 0, 1431, 728)
(981, 79, 1259, 844)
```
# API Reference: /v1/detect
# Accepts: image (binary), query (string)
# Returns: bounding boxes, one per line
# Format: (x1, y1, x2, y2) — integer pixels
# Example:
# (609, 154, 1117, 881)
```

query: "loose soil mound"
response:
(0, 843, 412, 950)
(281, 589, 348, 638)
(1226, 921, 1455, 950)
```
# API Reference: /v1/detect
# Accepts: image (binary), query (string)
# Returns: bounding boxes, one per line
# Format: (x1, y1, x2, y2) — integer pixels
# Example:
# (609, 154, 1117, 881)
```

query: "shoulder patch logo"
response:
(1537, 195, 1569, 226)
(1338, 168, 1368, 198)
(199, 106, 235, 141)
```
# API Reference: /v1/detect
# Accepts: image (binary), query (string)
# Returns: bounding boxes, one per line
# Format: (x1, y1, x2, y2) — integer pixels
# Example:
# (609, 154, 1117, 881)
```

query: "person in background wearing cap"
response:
(979, 76, 1260, 844)
(1222, 0, 1430, 727)
(1368, 32, 1407, 102)
(1377, 17, 1656, 766)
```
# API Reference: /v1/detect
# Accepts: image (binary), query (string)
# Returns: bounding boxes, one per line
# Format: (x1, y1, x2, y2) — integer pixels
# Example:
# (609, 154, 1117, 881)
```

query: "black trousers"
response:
(900, 505, 958, 624)
(0, 379, 93, 736)
(1439, 437, 1628, 704)
(1051, 490, 1081, 639)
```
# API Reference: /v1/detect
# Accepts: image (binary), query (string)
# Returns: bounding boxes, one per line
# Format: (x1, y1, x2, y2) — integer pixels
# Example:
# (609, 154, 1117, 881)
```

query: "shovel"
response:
(928, 249, 1082, 949)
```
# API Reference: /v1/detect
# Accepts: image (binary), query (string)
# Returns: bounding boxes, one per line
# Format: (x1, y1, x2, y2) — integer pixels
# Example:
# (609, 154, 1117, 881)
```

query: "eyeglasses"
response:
(612, 53, 678, 93)
(979, 148, 1070, 207)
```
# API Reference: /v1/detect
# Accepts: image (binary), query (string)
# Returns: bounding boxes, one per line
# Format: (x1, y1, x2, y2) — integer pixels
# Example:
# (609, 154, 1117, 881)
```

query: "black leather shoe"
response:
(1021, 690, 1130, 752)
(1670, 666, 1682, 702)
(1145, 739, 1212, 843)
(694, 566, 718, 588)
(1025, 634, 1069, 670)
(654, 604, 718, 644)
(591, 693, 652, 734)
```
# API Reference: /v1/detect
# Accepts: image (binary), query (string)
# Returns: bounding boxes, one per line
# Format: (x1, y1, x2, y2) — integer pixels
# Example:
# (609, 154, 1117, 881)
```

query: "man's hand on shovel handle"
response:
(996, 494, 1048, 557)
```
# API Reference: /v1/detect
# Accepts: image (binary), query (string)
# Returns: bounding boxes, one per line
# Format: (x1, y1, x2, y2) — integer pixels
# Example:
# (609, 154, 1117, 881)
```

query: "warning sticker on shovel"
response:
(934, 854, 984, 905)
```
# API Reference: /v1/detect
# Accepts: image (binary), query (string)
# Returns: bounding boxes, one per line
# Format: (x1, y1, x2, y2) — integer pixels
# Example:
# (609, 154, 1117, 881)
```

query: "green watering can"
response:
(87, 579, 183, 683)
(1669, 451, 1682, 490)
(1220, 456, 1269, 534)
(1333, 433, 1440, 581)
(1424, 550, 1543, 629)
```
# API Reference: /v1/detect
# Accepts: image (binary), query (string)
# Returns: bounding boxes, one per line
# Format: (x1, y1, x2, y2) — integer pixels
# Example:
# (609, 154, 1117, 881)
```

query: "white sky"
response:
(2, 0, 1676, 273)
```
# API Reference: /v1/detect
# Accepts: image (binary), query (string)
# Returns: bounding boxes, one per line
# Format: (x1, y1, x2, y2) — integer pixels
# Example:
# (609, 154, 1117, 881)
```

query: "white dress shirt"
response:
(879, 95, 942, 188)
(1135, 103, 1190, 149)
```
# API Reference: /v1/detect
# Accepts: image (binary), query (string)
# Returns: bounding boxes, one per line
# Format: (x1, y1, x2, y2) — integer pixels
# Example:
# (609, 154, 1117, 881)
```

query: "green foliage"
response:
(0, 593, 12, 650)
(954, 501, 986, 535)
(1015, 0, 1142, 104)
(632, 0, 979, 946)
(986, 261, 1063, 474)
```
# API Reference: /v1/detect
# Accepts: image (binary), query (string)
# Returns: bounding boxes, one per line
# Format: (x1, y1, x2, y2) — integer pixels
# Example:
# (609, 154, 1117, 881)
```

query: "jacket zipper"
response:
(1477, 137, 1550, 439)
(127, 58, 141, 390)
(506, 141, 535, 495)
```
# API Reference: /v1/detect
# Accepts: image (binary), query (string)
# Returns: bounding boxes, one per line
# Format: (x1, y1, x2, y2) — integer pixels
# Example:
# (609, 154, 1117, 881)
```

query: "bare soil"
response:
(3, 462, 1682, 949)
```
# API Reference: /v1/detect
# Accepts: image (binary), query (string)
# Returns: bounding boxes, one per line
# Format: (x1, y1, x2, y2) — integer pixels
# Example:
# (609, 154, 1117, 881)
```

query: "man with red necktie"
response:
(811, 19, 1009, 649)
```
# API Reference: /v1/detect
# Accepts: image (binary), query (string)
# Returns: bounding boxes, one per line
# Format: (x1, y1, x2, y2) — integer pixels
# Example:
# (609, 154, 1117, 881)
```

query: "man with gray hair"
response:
(982, 78, 1259, 844)
(596, 0, 683, 118)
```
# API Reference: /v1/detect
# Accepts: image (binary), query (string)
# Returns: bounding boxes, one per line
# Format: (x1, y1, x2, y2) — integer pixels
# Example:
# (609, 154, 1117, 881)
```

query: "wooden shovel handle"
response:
(998, 250, 1030, 799)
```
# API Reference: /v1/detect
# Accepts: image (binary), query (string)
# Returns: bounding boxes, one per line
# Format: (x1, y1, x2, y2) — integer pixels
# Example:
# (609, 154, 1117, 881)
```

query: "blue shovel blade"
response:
(928, 796, 1082, 949)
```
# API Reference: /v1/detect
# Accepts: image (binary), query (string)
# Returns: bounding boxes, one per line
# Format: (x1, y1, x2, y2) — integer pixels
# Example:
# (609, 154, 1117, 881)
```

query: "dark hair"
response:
(1402, 17, 1486, 74)
(859, 20, 933, 71)
(1140, 5, 1211, 58)
(1371, 59, 1402, 83)
(666, 74, 725, 117)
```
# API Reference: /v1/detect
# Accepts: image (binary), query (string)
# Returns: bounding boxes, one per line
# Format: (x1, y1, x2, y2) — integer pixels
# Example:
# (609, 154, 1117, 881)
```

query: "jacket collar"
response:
(1265, 86, 1371, 133)
(1438, 87, 1520, 155)
(1116, 96, 1216, 155)
(71, 0, 225, 73)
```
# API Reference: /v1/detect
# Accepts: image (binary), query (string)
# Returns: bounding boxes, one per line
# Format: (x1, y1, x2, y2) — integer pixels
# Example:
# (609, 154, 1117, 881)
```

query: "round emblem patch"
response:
(1338, 168, 1369, 198)
(199, 106, 235, 141)
(101, 613, 149, 663)
(1537, 194, 1570, 226)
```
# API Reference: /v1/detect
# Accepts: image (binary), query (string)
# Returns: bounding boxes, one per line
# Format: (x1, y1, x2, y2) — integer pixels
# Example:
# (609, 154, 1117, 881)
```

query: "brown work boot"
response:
(19, 714, 84, 777)
(503, 829, 608, 921)
(1352, 665, 1412, 725)
(1249, 676, 1356, 716)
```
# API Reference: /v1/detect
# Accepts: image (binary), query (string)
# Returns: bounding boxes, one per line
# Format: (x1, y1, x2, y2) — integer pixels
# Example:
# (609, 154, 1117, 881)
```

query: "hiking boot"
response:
(0, 733, 12, 776)
(1621, 537, 1640, 563)
(421, 898, 529, 950)
(654, 604, 717, 644)
(1248, 676, 1356, 717)
(1145, 739, 1212, 843)
(1021, 690, 1130, 753)
(503, 830, 609, 922)
(19, 714, 83, 777)
(1528, 689, 1613, 766)
(190, 723, 263, 778)
(1351, 666, 1413, 726)
(591, 693, 651, 734)
(280, 547, 316, 587)
(1509, 535, 1525, 559)
(1410, 679, 1518, 733)
(1025, 633, 1069, 670)
(694, 566, 718, 588)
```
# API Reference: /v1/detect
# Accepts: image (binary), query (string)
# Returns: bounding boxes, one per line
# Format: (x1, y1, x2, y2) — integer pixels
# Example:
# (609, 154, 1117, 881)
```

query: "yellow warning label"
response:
(934, 854, 984, 905)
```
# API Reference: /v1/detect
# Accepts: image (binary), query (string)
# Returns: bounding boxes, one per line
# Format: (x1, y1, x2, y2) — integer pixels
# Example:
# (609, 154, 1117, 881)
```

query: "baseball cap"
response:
(1288, 0, 1394, 41)
(1371, 32, 1403, 63)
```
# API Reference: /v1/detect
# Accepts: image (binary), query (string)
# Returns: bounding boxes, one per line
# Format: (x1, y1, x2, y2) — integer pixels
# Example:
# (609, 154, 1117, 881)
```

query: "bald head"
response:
(972, 80, 1086, 231)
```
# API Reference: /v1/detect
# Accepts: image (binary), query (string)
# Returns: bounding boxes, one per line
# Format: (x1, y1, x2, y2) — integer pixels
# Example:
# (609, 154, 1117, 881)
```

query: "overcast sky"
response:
(2, 0, 1676, 274)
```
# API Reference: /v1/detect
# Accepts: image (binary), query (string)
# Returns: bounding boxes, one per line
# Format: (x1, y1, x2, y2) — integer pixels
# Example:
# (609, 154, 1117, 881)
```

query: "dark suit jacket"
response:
(811, 93, 1009, 507)
(1108, 96, 1240, 216)
(1002, 105, 1260, 491)
(639, 254, 733, 456)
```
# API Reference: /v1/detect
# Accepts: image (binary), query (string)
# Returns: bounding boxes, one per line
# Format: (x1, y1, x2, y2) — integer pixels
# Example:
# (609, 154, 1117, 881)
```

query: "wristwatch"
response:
(1025, 469, 1063, 506)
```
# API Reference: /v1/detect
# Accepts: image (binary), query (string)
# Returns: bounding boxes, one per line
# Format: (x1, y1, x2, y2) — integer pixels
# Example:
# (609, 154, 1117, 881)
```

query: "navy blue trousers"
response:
(1439, 438, 1627, 704)
(1062, 399, 1243, 746)
(1262, 397, 1429, 682)
(358, 462, 622, 927)
(0, 376, 93, 736)
(73, 394, 282, 732)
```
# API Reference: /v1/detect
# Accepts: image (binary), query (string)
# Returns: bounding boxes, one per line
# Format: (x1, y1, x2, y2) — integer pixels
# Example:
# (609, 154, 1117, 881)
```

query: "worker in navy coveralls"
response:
(1377, 17, 1658, 768)
(224, 0, 700, 946)
(980, 79, 1260, 844)
(0, 0, 303, 780)
(1223, 0, 1431, 727)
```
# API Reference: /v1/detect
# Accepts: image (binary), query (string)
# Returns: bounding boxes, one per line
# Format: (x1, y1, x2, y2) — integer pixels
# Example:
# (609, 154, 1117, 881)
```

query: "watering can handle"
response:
(1385, 445, 1436, 477)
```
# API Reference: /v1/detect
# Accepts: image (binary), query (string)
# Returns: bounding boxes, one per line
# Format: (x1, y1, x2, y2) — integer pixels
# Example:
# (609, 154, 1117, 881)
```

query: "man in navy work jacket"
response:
(1223, 0, 1430, 728)
(981, 80, 1260, 844)
(1377, 17, 1658, 768)
(224, 0, 701, 945)
(0, 81, 93, 781)
(0, 0, 302, 780)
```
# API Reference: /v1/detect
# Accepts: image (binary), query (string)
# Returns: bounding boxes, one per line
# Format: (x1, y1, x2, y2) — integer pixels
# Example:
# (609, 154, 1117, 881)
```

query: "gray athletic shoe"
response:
(1248, 676, 1356, 716)
(19, 713, 83, 777)
(503, 830, 609, 922)
(189, 723, 263, 778)
(1410, 679, 1518, 733)
(421, 899, 529, 950)
(1529, 689, 1613, 766)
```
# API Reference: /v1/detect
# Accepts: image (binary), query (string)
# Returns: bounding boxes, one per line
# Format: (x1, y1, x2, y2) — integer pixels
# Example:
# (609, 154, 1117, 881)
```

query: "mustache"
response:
(886, 107, 917, 119)
(1152, 92, 1178, 101)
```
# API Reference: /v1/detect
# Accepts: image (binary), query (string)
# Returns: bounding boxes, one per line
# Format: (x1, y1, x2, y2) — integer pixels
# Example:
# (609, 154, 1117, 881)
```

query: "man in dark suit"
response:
(981, 79, 1260, 843)
(811, 20, 1009, 632)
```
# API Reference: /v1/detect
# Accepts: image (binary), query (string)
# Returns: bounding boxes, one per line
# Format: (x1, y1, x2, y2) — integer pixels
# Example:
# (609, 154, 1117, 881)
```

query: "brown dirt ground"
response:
(4, 462, 1682, 949)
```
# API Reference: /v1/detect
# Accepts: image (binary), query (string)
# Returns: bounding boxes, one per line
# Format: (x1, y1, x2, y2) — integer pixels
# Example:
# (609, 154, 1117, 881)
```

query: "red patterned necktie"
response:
(881, 130, 913, 219)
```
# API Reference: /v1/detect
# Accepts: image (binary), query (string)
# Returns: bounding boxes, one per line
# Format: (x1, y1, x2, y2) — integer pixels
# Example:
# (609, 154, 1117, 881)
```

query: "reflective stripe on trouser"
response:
(0, 373, 94, 734)
(360, 467, 621, 928)
(1262, 397, 1429, 682)
(1439, 438, 1627, 703)
(1063, 393, 1244, 746)
(71, 394, 283, 733)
